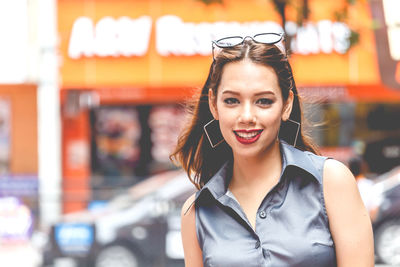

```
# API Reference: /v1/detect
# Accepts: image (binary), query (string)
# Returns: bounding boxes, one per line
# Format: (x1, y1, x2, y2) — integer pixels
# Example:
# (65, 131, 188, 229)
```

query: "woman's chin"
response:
(230, 139, 278, 159)
(231, 145, 264, 159)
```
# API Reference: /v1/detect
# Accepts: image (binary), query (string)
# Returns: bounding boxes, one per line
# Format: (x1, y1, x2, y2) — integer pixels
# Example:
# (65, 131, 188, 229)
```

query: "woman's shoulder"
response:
(323, 158, 356, 186)
(322, 159, 374, 265)
(181, 193, 198, 244)
(322, 158, 360, 205)
(180, 193, 204, 266)
(181, 192, 197, 218)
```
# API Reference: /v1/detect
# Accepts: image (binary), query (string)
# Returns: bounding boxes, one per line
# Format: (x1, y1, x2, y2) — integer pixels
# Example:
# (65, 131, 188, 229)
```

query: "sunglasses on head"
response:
(211, 32, 286, 60)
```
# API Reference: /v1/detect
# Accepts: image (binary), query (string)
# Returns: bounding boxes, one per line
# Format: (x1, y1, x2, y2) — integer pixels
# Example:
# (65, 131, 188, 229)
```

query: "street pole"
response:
(36, 0, 62, 228)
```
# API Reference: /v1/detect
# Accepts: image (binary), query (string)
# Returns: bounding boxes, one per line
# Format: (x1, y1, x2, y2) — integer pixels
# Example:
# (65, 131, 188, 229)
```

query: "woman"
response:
(171, 33, 374, 266)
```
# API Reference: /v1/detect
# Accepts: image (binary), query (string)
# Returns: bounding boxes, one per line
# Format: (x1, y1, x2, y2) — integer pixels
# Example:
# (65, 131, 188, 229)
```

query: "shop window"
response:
(90, 104, 185, 200)
(314, 102, 400, 174)
(367, 104, 400, 131)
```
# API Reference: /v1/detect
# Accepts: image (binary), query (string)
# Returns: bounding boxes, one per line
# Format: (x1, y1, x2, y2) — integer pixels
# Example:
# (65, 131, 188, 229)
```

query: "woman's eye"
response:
(256, 98, 273, 106)
(223, 98, 239, 105)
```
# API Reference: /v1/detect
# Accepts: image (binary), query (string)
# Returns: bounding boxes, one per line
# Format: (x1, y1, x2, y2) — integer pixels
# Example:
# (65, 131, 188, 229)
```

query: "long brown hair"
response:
(171, 39, 319, 189)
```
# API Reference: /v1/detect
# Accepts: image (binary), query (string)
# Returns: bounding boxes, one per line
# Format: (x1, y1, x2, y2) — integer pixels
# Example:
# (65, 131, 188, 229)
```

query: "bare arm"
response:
(323, 159, 374, 267)
(181, 193, 203, 267)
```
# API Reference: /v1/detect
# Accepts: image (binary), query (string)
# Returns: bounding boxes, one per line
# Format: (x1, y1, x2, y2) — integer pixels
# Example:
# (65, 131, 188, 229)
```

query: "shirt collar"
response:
(280, 141, 324, 184)
(195, 141, 324, 202)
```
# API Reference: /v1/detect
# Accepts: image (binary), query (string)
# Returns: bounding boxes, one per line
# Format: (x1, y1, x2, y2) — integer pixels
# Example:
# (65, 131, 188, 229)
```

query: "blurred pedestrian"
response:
(349, 156, 380, 222)
(171, 33, 374, 266)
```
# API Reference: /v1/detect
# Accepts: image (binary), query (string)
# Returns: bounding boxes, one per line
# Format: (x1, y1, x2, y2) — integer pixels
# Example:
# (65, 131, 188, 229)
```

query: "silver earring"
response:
(279, 119, 300, 147)
(203, 119, 224, 148)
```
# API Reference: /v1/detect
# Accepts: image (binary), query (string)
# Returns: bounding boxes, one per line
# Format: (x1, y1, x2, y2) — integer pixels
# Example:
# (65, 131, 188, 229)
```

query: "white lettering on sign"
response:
(68, 15, 352, 58)
(286, 20, 351, 54)
(156, 15, 283, 56)
(68, 16, 152, 59)
(58, 227, 91, 241)
(317, 20, 334, 53)
(383, 146, 400, 158)
(156, 15, 351, 56)
(383, 0, 400, 60)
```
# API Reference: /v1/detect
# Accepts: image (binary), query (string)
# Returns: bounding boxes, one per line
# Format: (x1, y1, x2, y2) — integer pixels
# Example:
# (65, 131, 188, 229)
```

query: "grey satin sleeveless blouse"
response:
(193, 141, 337, 267)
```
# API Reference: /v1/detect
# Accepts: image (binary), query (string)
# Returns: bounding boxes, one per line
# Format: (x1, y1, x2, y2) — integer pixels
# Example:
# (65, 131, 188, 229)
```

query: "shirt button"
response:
(255, 240, 261, 249)
(259, 210, 267, 219)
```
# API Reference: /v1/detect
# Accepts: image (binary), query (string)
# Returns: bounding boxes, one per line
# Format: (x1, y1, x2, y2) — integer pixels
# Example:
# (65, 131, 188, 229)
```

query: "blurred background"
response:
(0, 0, 399, 266)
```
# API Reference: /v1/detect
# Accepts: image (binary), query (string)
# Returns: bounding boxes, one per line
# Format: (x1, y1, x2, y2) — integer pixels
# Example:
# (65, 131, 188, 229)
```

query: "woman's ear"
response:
(208, 89, 219, 120)
(282, 90, 294, 121)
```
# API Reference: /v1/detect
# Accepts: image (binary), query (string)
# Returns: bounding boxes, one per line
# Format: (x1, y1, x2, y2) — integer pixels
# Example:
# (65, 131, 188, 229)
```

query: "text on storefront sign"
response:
(68, 15, 352, 59)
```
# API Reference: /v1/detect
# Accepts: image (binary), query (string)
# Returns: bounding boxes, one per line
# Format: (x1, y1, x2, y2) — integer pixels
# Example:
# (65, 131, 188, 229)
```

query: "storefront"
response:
(58, 0, 400, 213)
(0, 0, 40, 239)
(0, 84, 38, 234)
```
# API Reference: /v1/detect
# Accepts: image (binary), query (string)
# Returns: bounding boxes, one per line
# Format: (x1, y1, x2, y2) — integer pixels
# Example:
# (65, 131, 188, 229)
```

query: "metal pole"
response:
(36, 0, 62, 228)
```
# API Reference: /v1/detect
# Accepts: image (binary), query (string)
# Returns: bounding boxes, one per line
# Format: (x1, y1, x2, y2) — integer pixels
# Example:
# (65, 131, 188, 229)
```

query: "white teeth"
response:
(235, 131, 260, 139)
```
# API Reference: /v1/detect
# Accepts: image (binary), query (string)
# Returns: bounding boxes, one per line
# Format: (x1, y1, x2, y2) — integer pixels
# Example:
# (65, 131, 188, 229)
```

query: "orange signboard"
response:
(58, 0, 396, 92)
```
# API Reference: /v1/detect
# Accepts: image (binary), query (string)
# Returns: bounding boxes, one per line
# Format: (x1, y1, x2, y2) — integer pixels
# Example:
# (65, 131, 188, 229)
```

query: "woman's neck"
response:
(230, 140, 283, 190)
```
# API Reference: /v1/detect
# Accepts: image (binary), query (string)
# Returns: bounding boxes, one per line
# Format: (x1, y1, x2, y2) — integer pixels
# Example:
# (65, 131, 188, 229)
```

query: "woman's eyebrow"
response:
(221, 90, 275, 96)
(254, 91, 275, 96)
(221, 90, 240, 95)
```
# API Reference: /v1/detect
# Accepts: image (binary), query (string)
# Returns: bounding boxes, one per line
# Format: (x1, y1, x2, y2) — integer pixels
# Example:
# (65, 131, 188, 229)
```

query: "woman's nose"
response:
(238, 103, 256, 123)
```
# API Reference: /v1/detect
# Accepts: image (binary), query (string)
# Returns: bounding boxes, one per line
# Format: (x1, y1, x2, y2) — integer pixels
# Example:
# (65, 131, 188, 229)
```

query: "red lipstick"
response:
(233, 129, 263, 145)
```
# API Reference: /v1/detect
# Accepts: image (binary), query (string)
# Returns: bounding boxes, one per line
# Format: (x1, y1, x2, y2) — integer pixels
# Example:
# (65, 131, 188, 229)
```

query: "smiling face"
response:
(209, 60, 293, 159)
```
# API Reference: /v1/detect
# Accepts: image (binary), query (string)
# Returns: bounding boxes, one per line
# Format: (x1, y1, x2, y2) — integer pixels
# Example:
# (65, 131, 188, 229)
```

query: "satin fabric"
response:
(194, 141, 337, 267)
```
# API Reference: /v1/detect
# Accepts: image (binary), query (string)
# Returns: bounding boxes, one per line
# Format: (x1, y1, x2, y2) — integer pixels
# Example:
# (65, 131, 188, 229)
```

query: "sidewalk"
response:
(0, 242, 42, 267)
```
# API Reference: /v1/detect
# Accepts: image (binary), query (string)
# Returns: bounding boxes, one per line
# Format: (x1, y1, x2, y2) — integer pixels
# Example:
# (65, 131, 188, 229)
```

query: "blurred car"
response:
(371, 166, 400, 266)
(42, 169, 196, 267)
(43, 164, 400, 266)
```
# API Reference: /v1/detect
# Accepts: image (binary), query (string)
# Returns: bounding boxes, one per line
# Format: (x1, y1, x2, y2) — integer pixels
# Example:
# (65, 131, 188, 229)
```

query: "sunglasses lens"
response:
(215, 37, 243, 47)
(253, 33, 282, 44)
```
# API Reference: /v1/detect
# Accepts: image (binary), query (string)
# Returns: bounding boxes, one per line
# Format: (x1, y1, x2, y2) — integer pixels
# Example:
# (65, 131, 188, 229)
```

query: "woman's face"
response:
(209, 60, 293, 158)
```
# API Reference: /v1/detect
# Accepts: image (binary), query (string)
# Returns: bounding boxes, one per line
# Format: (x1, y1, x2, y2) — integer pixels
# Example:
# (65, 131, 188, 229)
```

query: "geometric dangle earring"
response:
(203, 118, 225, 148)
(278, 119, 300, 147)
